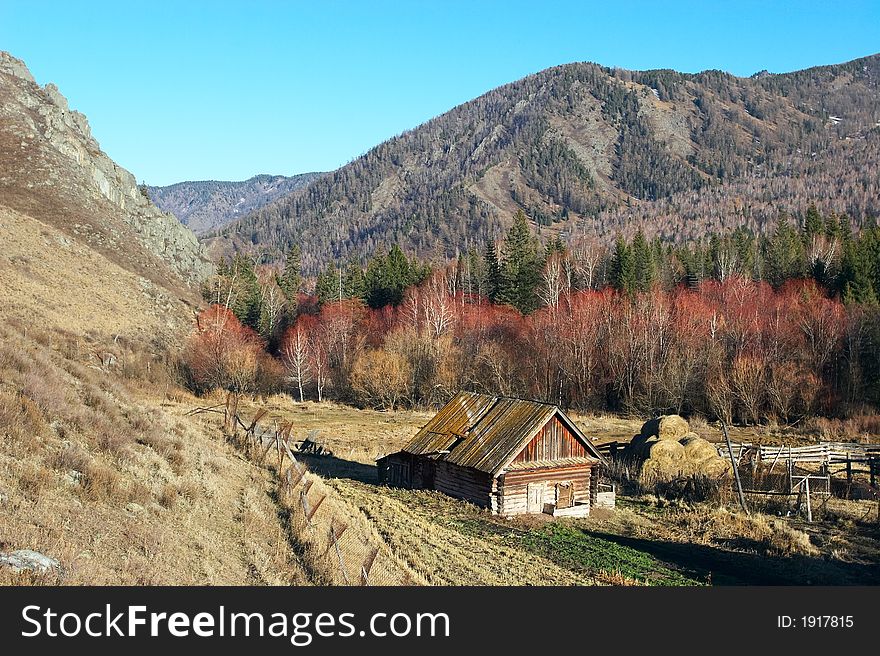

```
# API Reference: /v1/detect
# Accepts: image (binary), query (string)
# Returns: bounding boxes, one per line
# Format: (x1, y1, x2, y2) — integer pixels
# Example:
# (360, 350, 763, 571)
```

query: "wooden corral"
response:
(378, 392, 607, 517)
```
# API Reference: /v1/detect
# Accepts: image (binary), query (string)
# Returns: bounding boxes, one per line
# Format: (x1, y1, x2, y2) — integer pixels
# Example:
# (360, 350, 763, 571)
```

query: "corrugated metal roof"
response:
(401, 392, 603, 476)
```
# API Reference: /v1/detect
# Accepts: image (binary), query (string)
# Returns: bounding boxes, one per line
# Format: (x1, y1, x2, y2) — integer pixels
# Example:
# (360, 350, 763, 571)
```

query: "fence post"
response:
(722, 421, 749, 515)
(846, 455, 852, 500)
(804, 477, 812, 523)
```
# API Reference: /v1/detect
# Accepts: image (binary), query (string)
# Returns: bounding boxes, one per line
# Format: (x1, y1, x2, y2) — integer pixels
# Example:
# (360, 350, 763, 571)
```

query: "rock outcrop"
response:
(0, 50, 212, 286)
(0, 549, 62, 575)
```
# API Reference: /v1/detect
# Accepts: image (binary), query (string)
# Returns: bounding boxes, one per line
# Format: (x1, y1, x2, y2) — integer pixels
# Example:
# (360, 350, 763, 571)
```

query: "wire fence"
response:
(193, 395, 419, 586)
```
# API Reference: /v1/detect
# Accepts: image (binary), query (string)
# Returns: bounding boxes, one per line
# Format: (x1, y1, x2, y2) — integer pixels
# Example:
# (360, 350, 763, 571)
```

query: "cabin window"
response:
(555, 482, 574, 509)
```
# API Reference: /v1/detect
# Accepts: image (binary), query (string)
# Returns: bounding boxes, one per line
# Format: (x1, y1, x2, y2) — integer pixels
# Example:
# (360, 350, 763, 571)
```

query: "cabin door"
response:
(527, 482, 545, 513)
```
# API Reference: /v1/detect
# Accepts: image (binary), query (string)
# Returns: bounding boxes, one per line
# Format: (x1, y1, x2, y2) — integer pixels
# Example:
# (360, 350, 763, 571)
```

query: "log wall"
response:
(432, 460, 497, 511)
(512, 416, 589, 463)
(498, 464, 594, 516)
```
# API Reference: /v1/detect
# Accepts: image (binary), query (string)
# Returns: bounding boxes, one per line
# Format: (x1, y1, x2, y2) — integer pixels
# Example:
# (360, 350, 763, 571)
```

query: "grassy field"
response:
(220, 397, 880, 586)
(4, 336, 878, 587)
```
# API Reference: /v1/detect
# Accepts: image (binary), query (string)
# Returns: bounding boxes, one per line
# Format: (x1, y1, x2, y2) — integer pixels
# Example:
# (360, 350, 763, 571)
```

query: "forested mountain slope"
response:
(212, 54, 880, 273)
(148, 173, 321, 235)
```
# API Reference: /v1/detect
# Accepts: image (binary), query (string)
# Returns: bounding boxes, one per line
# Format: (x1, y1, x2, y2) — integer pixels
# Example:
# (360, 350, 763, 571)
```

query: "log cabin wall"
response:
(377, 453, 414, 488)
(512, 416, 588, 463)
(498, 464, 593, 515)
(431, 460, 496, 510)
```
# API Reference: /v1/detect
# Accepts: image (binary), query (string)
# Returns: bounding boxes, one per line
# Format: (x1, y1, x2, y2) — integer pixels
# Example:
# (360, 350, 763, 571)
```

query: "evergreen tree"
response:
(343, 259, 367, 300)
(610, 235, 636, 294)
(483, 241, 503, 303)
(316, 262, 343, 305)
(631, 229, 655, 291)
(731, 226, 756, 278)
(544, 236, 567, 259)
(841, 240, 878, 306)
(499, 210, 540, 313)
(279, 245, 302, 305)
(364, 245, 416, 308)
(766, 217, 806, 287)
(803, 203, 825, 242)
(467, 248, 486, 298)
(230, 254, 261, 330)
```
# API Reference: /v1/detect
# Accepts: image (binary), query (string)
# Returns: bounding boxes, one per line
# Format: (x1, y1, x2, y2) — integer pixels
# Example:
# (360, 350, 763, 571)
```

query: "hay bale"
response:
(679, 434, 719, 462)
(639, 440, 686, 482)
(657, 415, 690, 441)
(698, 457, 732, 477)
(640, 414, 690, 441)
(644, 439, 685, 461)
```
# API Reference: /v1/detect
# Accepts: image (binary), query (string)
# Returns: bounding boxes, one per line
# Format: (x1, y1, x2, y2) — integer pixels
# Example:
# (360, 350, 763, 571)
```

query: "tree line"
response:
(186, 205, 880, 421)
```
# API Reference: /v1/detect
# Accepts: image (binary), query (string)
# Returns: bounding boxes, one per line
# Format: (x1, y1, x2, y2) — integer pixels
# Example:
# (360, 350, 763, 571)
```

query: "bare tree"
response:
(281, 320, 312, 402)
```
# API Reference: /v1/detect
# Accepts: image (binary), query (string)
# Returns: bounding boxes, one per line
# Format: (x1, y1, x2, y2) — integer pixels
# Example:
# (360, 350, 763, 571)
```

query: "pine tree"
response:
(483, 241, 503, 302)
(803, 203, 824, 242)
(766, 217, 805, 287)
(343, 259, 367, 300)
(279, 245, 302, 305)
(363, 245, 416, 308)
(316, 262, 343, 305)
(499, 210, 540, 313)
(631, 229, 655, 291)
(230, 254, 261, 330)
(610, 235, 636, 294)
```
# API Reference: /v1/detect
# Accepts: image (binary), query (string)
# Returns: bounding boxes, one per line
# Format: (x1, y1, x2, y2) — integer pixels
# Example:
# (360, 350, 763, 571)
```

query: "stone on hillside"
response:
(0, 549, 61, 574)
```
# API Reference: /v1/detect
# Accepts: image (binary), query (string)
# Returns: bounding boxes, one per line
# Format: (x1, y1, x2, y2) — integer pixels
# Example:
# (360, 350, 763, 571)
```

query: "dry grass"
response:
(662, 507, 820, 557)
(0, 321, 309, 585)
(0, 206, 195, 343)
(329, 479, 597, 585)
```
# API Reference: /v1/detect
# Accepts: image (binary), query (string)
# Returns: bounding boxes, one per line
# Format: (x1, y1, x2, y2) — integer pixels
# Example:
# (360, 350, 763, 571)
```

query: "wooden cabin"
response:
(377, 392, 607, 517)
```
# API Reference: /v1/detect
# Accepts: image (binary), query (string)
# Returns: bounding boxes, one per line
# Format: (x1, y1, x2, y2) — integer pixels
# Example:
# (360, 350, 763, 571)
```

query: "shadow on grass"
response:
(298, 453, 379, 484)
(581, 530, 880, 585)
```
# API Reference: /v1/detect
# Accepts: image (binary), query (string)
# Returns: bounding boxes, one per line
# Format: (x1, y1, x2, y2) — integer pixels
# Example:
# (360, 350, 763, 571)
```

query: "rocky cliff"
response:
(0, 51, 212, 287)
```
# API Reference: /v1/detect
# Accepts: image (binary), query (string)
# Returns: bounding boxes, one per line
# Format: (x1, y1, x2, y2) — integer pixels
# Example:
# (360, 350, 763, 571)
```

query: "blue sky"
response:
(2, 1, 878, 185)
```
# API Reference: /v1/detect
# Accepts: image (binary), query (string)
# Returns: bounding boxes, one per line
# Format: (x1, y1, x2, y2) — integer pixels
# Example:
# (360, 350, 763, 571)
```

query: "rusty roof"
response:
(400, 392, 604, 476)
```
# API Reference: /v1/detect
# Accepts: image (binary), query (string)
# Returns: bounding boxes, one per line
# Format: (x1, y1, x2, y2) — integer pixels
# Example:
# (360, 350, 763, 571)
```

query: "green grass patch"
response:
(517, 523, 703, 586)
(444, 517, 703, 586)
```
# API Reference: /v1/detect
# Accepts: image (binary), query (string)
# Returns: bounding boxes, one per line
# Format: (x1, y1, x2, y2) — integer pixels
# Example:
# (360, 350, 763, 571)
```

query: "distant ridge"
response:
(211, 53, 880, 274)
(148, 172, 321, 235)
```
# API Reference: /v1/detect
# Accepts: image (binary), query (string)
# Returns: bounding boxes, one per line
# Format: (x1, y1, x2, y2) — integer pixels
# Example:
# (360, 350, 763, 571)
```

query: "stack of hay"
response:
(627, 415, 730, 483)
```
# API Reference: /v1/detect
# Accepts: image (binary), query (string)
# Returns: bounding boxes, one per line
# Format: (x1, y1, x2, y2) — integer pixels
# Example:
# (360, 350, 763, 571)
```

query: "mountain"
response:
(147, 173, 321, 235)
(212, 54, 880, 274)
(0, 51, 211, 340)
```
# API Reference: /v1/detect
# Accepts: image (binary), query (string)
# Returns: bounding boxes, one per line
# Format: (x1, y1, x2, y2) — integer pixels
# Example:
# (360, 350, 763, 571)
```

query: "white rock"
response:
(0, 549, 61, 574)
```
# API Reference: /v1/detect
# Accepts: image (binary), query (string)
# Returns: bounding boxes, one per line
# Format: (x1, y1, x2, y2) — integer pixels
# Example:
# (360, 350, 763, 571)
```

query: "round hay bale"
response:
(640, 455, 685, 483)
(657, 414, 690, 441)
(698, 457, 732, 477)
(644, 439, 685, 461)
(679, 435, 719, 462)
